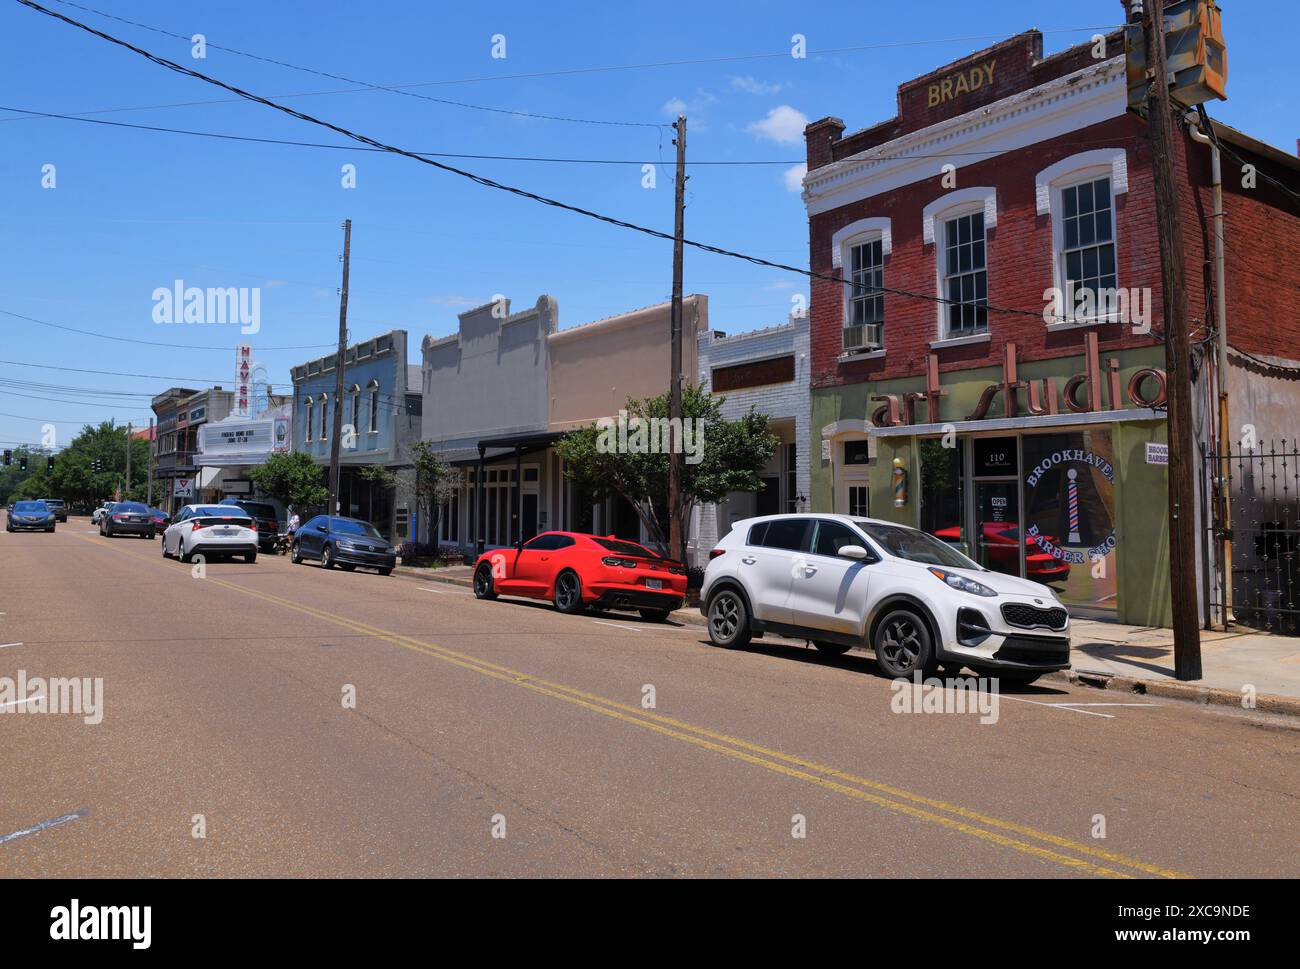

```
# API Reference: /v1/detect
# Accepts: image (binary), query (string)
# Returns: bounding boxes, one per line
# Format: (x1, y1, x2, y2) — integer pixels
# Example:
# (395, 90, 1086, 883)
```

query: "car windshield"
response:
(14, 501, 46, 513)
(115, 502, 150, 513)
(194, 506, 250, 518)
(42, 499, 64, 506)
(330, 519, 384, 539)
(859, 522, 983, 570)
(593, 537, 660, 558)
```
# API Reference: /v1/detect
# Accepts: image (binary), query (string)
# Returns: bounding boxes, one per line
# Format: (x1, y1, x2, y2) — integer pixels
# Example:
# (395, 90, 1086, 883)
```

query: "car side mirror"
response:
(837, 545, 869, 561)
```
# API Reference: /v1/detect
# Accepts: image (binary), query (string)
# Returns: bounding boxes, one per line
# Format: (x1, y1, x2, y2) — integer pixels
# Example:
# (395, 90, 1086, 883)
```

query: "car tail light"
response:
(250, 521, 258, 532)
(668, 566, 687, 575)
(601, 556, 638, 568)
(709, 549, 725, 560)
(113, 514, 128, 521)
(192, 521, 203, 532)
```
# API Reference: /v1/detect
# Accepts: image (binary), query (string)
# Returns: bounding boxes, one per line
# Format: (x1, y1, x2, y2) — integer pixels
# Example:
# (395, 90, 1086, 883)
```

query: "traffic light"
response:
(2, 450, 10, 466)
(1126, 1, 1227, 115)
(47, 455, 55, 472)
(19, 454, 28, 473)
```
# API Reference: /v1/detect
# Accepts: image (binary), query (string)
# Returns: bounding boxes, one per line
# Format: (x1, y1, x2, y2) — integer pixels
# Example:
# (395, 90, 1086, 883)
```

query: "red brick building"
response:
(802, 26, 1300, 628)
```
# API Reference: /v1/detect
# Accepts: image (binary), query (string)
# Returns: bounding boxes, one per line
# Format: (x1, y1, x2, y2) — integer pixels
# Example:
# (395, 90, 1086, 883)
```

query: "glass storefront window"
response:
(1022, 430, 1117, 615)
(919, 438, 965, 555)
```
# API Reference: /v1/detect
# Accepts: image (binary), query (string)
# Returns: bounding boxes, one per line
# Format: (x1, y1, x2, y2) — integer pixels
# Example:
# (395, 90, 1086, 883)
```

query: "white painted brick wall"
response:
(691, 315, 810, 565)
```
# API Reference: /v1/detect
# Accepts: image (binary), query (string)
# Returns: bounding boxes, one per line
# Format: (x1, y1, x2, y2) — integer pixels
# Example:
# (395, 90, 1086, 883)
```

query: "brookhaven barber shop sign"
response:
(1025, 449, 1117, 565)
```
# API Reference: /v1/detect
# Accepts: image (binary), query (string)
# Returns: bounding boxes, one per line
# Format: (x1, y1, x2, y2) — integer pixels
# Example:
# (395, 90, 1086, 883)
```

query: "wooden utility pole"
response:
(328, 219, 351, 521)
(668, 116, 687, 564)
(1142, 0, 1202, 679)
(125, 421, 132, 498)
(146, 417, 154, 505)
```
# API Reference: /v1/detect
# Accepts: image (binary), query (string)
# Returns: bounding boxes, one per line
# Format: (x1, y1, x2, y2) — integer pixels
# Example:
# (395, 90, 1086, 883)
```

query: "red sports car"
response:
(472, 531, 687, 621)
(932, 522, 1072, 583)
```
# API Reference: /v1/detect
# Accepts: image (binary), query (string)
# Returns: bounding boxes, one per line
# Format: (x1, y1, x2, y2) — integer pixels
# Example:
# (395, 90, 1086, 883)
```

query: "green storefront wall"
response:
(810, 343, 1172, 627)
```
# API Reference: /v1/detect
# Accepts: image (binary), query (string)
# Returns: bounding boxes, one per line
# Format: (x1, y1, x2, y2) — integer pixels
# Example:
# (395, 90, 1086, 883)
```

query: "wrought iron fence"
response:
(1205, 440, 1300, 634)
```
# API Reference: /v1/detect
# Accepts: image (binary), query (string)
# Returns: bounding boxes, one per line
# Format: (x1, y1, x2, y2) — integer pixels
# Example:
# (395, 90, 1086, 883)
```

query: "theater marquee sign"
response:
(869, 334, 1168, 428)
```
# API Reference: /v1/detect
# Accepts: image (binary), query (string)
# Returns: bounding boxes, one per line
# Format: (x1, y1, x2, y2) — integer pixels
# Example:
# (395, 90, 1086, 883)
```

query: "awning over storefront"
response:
(867, 407, 1164, 438)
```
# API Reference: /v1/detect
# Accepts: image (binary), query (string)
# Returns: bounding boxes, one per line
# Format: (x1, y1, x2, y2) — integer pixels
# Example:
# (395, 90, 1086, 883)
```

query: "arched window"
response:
(348, 383, 361, 436)
(304, 397, 314, 442)
(922, 186, 997, 342)
(319, 392, 329, 440)
(367, 380, 380, 433)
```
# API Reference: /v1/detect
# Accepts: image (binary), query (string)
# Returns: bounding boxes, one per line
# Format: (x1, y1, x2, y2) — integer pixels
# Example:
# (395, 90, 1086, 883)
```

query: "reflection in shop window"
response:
(920, 438, 964, 552)
(1022, 431, 1118, 616)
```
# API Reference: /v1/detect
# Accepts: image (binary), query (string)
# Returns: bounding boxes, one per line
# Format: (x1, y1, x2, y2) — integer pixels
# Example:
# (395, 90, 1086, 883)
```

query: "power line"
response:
(2, 103, 1148, 170)
(13, 1, 1080, 325)
(0, 308, 336, 351)
(46, 0, 666, 129)
(8, 9, 1122, 125)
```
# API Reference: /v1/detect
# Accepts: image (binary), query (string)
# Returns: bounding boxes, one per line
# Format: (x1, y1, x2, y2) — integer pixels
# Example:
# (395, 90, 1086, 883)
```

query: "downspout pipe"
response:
(1185, 110, 1233, 627)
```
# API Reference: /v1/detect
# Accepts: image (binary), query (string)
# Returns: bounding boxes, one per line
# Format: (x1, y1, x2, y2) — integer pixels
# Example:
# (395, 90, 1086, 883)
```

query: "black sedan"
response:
(7, 500, 56, 532)
(290, 515, 395, 575)
(100, 501, 156, 538)
(219, 498, 282, 552)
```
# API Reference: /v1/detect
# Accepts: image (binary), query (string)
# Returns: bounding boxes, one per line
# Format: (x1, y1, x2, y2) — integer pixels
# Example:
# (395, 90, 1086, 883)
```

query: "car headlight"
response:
(337, 540, 357, 550)
(928, 567, 997, 597)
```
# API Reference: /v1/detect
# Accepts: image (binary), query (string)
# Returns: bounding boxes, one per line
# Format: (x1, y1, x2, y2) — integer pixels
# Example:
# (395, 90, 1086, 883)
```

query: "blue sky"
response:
(1, 0, 1294, 450)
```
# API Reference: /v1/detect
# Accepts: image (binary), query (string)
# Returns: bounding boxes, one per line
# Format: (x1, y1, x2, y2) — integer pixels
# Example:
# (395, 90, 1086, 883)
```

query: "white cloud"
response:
(427, 295, 477, 308)
(783, 163, 808, 193)
(747, 105, 810, 145)
(730, 75, 784, 95)
(661, 89, 718, 119)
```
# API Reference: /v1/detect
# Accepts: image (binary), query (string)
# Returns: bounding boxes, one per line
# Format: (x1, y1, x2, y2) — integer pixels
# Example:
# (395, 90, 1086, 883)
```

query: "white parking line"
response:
(0, 694, 44, 710)
(419, 586, 470, 596)
(0, 809, 87, 846)
(1054, 702, 1162, 708)
(996, 694, 1115, 718)
(0, 642, 21, 649)
(592, 620, 644, 633)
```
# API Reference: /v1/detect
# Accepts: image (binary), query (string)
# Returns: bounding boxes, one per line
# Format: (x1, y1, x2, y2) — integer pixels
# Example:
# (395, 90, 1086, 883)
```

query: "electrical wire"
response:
(12, 1, 1085, 325)
(46, 0, 666, 129)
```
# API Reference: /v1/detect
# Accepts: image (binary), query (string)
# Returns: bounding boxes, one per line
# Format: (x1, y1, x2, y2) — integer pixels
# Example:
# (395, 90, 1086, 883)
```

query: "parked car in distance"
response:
(7, 499, 56, 532)
(147, 508, 172, 532)
(40, 498, 68, 523)
(290, 516, 395, 575)
(100, 501, 156, 538)
(91, 503, 114, 525)
(218, 498, 281, 552)
(472, 531, 687, 621)
(700, 514, 1071, 685)
(162, 504, 258, 563)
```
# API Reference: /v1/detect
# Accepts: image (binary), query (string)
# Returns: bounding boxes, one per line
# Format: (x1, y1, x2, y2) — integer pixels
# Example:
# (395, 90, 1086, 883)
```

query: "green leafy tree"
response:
(556, 384, 778, 561)
(248, 451, 328, 514)
(408, 441, 454, 542)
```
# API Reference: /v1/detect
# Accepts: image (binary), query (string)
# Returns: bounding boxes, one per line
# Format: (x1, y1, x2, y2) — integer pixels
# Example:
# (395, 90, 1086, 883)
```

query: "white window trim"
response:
(1038, 150, 1127, 329)
(304, 396, 314, 443)
(830, 217, 892, 269)
(319, 392, 329, 440)
(922, 186, 997, 247)
(925, 188, 996, 341)
(348, 383, 361, 433)
(367, 380, 380, 434)
(835, 221, 890, 347)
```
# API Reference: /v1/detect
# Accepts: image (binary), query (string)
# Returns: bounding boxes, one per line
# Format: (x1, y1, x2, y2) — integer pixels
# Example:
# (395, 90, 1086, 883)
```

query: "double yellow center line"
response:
(78, 533, 1190, 878)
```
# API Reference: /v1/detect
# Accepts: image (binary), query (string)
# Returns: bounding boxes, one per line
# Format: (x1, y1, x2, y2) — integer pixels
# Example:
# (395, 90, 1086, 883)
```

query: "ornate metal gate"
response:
(1206, 440, 1300, 633)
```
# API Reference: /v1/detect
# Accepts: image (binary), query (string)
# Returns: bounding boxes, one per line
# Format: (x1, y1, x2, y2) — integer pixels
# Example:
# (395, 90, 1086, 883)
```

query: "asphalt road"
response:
(1, 517, 1296, 878)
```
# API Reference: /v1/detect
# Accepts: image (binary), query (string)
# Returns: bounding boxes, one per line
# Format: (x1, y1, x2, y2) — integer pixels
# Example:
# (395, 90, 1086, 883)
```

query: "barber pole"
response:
(1067, 468, 1081, 544)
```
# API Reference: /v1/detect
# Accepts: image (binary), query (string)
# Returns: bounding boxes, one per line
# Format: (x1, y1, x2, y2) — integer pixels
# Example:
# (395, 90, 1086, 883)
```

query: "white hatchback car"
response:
(161, 504, 259, 564)
(700, 514, 1070, 684)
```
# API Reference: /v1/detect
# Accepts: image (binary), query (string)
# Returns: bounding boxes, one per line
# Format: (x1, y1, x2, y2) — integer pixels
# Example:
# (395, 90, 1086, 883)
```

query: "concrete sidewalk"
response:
(394, 562, 1300, 715)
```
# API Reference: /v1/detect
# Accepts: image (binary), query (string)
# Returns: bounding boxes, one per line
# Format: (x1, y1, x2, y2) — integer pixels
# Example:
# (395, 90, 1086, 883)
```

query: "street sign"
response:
(173, 478, 194, 498)
(1146, 442, 1170, 465)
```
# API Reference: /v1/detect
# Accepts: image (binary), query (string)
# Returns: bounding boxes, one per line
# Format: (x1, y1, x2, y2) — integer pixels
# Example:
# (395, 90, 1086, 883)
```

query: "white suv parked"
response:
(700, 514, 1070, 685)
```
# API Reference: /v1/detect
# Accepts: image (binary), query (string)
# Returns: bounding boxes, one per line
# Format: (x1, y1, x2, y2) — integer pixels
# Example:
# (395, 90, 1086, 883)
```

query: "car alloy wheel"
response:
(473, 563, 497, 600)
(161, 534, 169, 558)
(321, 545, 335, 569)
(707, 589, 751, 648)
(290, 541, 302, 564)
(553, 570, 584, 614)
(873, 610, 934, 679)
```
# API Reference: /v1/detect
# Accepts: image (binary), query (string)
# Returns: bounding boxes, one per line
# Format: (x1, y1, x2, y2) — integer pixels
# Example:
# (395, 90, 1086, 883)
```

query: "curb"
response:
(394, 567, 1300, 718)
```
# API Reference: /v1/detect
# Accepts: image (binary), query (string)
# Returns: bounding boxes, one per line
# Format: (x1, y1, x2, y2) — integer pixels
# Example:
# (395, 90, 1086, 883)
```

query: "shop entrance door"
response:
(970, 436, 1023, 578)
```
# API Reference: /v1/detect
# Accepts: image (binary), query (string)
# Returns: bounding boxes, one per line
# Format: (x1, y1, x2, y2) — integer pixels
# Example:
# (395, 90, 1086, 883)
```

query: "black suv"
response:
(218, 498, 282, 551)
(40, 498, 67, 522)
